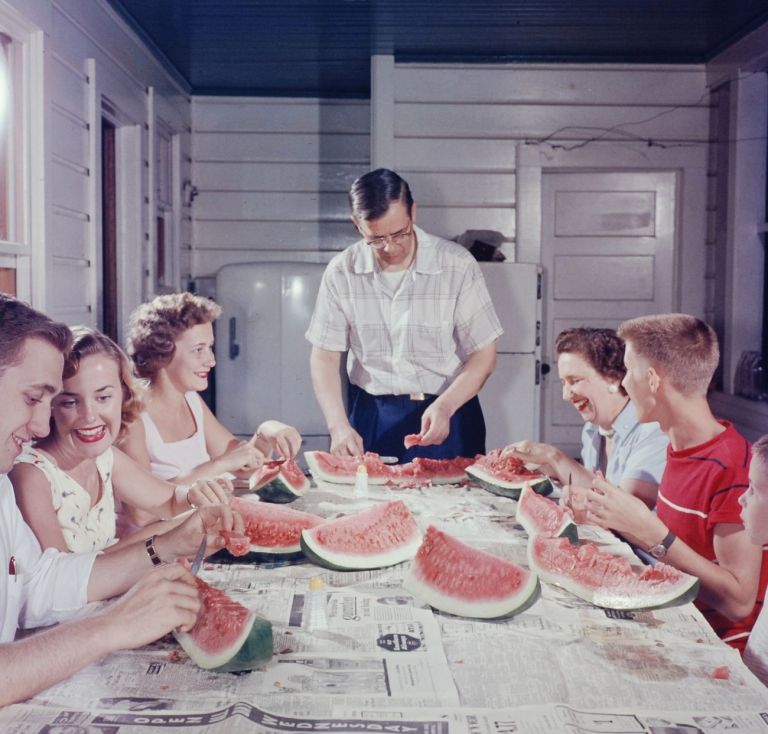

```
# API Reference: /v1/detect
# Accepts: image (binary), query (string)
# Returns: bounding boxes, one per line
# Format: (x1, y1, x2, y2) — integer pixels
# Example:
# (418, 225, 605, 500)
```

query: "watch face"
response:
(649, 544, 667, 560)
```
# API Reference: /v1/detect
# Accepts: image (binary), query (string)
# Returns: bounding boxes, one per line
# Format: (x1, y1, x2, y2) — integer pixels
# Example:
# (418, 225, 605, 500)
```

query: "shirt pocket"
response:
(406, 321, 455, 358)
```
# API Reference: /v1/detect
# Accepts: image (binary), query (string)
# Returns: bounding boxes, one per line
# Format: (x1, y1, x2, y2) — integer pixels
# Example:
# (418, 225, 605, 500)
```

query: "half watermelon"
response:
(219, 496, 324, 560)
(465, 449, 552, 499)
(516, 484, 578, 543)
(249, 459, 310, 503)
(404, 525, 540, 619)
(300, 500, 421, 570)
(174, 576, 273, 672)
(528, 535, 700, 611)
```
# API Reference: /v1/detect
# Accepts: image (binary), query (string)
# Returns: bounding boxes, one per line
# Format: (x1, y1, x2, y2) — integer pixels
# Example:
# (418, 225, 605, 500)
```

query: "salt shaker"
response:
(305, 575, 328, 631)
(354, 463, 369, 497)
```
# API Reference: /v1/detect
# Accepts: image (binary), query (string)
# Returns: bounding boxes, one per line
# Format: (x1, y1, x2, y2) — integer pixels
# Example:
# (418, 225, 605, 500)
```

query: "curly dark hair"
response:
(62, 326, 144, 440)
(554, 327, 627, 394)
(126, 292, 222, 381)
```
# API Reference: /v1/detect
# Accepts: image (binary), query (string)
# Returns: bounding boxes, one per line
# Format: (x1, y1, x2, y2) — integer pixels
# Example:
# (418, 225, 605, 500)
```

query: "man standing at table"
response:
(0, 294, 241, 706)
(306, 168, 502, 461)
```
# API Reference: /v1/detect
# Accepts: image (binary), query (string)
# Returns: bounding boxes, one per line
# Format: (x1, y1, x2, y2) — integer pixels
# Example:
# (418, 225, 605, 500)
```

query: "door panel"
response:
(540, 171, 677, 458)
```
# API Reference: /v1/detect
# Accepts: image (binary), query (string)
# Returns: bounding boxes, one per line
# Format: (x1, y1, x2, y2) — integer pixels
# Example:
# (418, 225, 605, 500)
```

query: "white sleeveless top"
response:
(15, 446, 118, 553)
(140, 391, 211, 480)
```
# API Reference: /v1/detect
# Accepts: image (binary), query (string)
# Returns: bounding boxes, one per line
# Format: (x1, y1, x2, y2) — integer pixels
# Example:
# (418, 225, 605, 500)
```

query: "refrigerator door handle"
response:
(228, 317, 240, 360)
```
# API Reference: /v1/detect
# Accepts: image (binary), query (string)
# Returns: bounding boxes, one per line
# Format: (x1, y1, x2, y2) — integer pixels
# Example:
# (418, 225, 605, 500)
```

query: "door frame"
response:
(516, 141, 708, 313)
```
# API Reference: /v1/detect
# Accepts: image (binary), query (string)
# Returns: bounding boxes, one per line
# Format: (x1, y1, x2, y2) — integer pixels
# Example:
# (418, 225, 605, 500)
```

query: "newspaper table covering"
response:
(3, 475, 768, 730)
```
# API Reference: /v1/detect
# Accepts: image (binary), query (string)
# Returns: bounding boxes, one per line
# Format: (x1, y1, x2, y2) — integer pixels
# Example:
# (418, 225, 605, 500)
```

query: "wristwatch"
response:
(648, 530, 676, 560)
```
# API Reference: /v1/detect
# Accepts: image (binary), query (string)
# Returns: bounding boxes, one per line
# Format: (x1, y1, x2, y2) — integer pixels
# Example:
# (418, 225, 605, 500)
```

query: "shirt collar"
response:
(584, 399, 636, 442)
(348, 224, 442, 276)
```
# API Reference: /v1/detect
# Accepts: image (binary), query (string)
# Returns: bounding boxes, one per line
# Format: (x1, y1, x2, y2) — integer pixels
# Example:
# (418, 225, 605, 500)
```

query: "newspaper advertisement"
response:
(2, 702, 768, 734)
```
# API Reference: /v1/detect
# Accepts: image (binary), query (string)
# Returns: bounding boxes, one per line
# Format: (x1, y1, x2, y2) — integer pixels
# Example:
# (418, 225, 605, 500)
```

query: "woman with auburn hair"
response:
(11, 326, 230, 553)
(503, 327, 668, 509)
(121, 292, 302, 484)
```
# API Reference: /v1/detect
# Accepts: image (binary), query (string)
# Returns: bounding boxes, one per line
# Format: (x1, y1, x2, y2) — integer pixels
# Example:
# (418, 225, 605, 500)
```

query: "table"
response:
(3, 478, 768, 733)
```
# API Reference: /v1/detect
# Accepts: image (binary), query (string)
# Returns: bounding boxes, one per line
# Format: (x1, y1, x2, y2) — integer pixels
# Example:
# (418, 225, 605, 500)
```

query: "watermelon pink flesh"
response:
(470, 449, 546, 482)
(404, 433, 421, 449)
(301, 500, 421, 570)
(305, 450, 474, 486)
(404, 525, 539, 618)
(529, 536, 699, 610)
(224, 496, 324, 554)
(516, 484, 577, 541)
(189, 577, 251, 653)
(175, 576, 273, 671)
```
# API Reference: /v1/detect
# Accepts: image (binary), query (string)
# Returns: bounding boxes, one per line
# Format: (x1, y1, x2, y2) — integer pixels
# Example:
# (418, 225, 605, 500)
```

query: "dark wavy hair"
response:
(61, 326, 143, 440)
(0, 294, 72, 374)
(126, 292, 222, 381)
(348, 168, 414, 222)
(555, 327, 627, 394)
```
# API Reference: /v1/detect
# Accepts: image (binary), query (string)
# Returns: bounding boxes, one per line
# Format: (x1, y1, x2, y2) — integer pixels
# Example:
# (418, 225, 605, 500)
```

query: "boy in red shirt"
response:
(585, 314, 766, 651)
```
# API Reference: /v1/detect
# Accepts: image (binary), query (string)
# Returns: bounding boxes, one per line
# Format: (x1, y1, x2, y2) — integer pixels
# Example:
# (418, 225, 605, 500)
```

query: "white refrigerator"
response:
(214, 260, 541, 454)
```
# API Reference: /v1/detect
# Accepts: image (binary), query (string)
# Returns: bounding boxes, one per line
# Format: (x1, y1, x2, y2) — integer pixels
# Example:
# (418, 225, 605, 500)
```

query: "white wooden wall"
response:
(190, 97, 370, 278)
(4, 0, 191, 340)
(384, 63, 710, 312)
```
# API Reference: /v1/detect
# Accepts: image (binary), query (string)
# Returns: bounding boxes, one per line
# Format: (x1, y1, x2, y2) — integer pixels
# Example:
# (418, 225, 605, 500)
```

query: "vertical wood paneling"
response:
(190, 97, 370, 277)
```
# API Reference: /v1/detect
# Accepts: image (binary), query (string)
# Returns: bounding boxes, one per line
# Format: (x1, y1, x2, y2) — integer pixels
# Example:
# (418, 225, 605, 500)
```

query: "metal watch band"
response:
(144, 535, 162, 566)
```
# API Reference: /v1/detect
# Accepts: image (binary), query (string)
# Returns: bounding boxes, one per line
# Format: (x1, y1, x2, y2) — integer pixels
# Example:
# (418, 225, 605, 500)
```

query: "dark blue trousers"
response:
(347, 383, 486, 462)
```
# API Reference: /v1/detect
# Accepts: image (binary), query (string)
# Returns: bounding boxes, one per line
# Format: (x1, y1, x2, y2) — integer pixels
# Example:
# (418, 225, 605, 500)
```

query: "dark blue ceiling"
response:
(106, 0, 768, 98)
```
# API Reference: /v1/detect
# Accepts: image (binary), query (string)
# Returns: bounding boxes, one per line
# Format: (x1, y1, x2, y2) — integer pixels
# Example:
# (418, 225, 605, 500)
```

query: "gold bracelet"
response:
(144, 535, 162, 566)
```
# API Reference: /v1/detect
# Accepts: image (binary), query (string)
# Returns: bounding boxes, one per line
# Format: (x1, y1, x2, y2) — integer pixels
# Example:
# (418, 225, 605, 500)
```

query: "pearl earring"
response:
(608, 384, 619, 394)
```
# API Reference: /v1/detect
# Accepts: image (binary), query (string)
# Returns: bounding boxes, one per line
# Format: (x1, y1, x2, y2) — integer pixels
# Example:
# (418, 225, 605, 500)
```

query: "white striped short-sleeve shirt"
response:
(306, 226, 503, 396)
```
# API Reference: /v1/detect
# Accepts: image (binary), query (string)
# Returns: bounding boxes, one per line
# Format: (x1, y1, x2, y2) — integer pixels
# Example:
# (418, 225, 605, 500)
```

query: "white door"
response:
(539, 170, 677, 458)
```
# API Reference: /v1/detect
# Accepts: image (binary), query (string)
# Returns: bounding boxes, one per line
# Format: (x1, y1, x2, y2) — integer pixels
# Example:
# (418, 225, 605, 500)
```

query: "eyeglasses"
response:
(364, 224, 413, 249)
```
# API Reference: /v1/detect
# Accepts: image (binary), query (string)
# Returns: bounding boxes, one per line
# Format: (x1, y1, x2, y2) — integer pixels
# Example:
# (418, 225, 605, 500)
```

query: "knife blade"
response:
(379, 456, 399, 464)
(190, 537, 207, 576)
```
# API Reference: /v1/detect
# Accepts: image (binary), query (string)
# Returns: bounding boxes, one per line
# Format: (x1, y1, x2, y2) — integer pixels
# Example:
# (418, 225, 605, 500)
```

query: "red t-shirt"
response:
(657, 421, 766, 651)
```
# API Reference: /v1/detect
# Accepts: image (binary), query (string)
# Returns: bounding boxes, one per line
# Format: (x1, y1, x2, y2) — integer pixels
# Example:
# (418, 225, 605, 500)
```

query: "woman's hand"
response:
(185, 476, 233, 508)
(218, 442, 265, 474)
(254, 420, 302, 459)
(502, 440, 558, 468)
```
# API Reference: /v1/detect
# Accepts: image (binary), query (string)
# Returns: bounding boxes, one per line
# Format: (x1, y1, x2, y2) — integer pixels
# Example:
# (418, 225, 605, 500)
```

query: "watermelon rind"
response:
(249, 461, 311, 503)
(516, 484, 578, 544)
(300, 500, 421, 570)
(465, 464, 552, 500)
(404, 526, 540, 619)
(175, 612, 273, 672)
(528, 536, 700, 611)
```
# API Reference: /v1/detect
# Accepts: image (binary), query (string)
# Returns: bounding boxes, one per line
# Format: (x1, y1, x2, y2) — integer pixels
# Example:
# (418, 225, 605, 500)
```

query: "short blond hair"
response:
(618, 313, 719, 396)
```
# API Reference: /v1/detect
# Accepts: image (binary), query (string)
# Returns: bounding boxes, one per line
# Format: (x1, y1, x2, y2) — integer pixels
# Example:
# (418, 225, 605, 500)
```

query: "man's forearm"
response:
(310, 348, 350, 432)
(0, 614, 115, 706)
(434, 343, 497, 415)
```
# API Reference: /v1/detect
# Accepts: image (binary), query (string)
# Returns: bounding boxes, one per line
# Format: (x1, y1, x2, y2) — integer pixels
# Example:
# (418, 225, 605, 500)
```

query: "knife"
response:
(379, 456, 399, 465)
(190, 537, 207, 576)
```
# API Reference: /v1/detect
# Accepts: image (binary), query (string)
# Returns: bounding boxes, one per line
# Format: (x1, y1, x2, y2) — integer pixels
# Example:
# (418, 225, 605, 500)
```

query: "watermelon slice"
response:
(304, 450, 473, 487)
(249, 458, 310, 503)
(301, 500, 421, 570)
(516, 484, 578, 543)
(404, 433, 421, 449)
(174, 576, 273, 672)
(528, 535, 700, 611)
(466, 449, 553, 499)
(404, 526, 540, 619)
(220, 496, 324, 560)
(305, 451, 393, 485)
